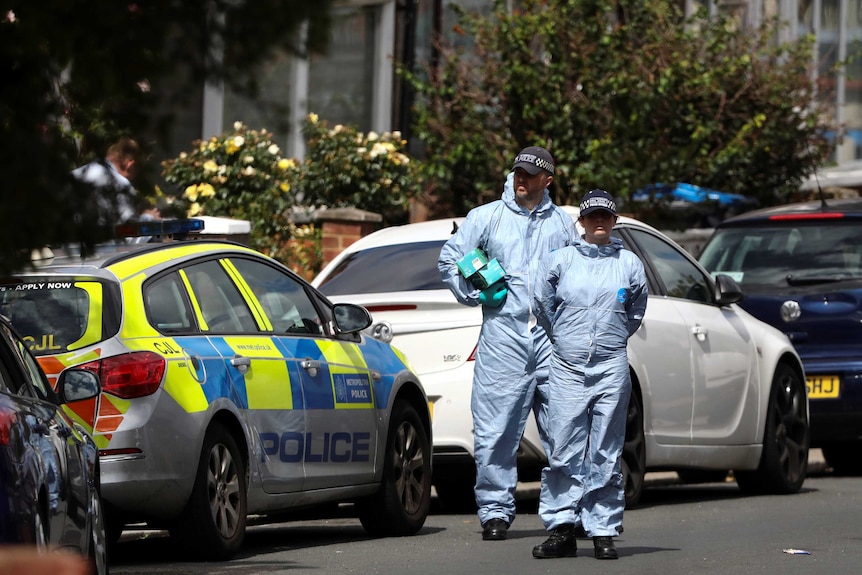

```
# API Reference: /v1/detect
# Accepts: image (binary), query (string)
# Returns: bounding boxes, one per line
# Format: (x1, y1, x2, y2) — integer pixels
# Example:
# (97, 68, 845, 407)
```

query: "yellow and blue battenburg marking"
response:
(150, 334, 411, 414)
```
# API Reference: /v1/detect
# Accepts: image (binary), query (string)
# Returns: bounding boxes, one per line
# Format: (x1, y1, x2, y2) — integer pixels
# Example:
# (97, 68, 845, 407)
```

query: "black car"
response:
(699, 197, 862, 474)
(0, 315, 107, 573)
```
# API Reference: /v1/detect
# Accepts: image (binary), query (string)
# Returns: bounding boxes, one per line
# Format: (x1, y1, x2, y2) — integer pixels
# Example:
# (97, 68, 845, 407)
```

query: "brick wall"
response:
(315, 207, 383, 267)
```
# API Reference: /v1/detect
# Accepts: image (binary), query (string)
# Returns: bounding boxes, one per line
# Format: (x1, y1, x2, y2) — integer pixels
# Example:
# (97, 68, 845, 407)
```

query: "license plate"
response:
(806, 376, 840, 399)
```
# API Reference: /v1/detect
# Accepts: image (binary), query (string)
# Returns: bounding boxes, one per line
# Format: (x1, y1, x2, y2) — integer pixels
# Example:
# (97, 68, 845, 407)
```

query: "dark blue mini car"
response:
(0, 315, 107, 573)
(698, 197, 862, 474)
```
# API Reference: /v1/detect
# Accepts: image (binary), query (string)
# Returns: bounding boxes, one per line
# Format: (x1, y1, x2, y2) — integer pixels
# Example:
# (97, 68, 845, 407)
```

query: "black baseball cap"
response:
(512, 146, 555, 175)
(580, 189, 617, 216)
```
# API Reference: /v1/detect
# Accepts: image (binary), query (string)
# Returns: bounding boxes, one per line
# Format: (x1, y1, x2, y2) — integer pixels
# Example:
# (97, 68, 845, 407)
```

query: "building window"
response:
(208, 1, 393, 158)
(308, 6, 377, 131)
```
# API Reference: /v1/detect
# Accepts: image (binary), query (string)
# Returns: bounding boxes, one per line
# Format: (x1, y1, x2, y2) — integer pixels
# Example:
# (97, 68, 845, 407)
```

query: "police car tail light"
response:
(467, 344, 478, 362)
(79, 352, 166, 399)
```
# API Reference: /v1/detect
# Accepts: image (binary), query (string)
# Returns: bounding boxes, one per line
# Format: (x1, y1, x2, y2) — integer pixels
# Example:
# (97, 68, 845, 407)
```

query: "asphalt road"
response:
(109, 450, 858, 575)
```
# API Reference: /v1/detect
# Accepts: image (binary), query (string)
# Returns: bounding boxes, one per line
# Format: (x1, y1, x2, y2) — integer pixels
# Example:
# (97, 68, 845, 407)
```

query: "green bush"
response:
(162, 121, 298, 251)
(298, 114, 422, 225)
(405, 0, 834, 223)
(162, 115, 424, 276)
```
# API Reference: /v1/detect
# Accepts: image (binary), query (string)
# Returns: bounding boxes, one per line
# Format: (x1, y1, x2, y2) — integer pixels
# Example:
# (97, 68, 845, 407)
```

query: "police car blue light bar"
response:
(115, 219, 206, 238)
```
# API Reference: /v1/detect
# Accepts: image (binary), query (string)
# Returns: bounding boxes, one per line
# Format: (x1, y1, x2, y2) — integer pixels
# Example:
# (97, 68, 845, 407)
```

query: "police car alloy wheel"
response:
(356, 400, 432, 535)
(169, 422, 247, 559)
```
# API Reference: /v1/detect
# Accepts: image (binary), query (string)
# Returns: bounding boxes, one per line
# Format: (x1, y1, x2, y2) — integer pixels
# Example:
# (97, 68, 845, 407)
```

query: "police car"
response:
(0, 220, 432, 560)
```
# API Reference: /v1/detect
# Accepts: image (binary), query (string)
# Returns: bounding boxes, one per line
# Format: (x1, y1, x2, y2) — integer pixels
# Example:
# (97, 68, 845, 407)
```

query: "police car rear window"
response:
(317, 240, 447, 296)
(0, 279, 106, 356)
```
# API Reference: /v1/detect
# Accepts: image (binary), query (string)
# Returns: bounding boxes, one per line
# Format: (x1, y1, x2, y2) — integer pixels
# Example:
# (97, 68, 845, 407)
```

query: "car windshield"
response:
(0, 278, 104, 356)
(699, 220, 862, 288)
(317, 240, 448, 295)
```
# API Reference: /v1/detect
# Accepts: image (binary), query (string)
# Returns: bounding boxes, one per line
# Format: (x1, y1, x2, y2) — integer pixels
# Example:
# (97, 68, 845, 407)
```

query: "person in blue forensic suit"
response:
(438, 146, 576, 541)
(531, 189, 648, 560)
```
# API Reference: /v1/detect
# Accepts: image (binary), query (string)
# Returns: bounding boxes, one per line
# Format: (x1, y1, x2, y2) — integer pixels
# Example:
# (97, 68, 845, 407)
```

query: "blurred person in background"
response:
(72, 136, 160, 242)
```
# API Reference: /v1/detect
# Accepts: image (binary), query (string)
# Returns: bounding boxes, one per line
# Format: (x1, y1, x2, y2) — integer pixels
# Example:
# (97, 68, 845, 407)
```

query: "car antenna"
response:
(805, 134, 828, 209)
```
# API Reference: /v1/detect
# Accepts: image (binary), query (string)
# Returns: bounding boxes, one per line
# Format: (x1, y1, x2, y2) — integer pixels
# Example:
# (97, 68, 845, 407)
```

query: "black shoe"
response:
(481, 518, 508, 541)
(532, 524, 577, 558)
(593, 536, 618, 560)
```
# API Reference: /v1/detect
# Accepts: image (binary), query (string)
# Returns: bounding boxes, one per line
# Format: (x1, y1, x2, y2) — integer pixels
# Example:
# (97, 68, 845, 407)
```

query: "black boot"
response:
(593, 536, 618, 560)
(481, 518, 508, 541)
(532, 524, 577, 558)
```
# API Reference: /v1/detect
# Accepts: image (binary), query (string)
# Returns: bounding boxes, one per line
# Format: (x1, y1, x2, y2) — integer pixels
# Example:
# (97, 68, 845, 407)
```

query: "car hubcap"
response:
(393, 421, 425, 515)
(623, 395, 645, 502)
(775, 375, 808, 483)
(207, 444, 240, 539)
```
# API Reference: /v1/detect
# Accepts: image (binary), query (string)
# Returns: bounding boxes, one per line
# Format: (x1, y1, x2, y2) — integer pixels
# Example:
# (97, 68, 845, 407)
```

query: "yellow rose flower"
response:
(203, 160, 218, 173)
(198, 183, 216, 198)
(188, 202, 202, 216)
(279, 181, 291, 192)
(370, 143, 388, 158)
(183, 184, 199, 201)
(308, 112, 319, 124)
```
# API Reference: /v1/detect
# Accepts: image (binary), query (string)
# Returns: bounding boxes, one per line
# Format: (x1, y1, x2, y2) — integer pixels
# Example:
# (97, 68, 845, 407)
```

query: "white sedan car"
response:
(312, 208, 810, 508)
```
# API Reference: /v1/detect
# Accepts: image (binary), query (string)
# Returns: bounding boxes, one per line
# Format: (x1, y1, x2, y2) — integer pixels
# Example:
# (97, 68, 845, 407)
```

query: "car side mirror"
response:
(332, 303, 373, 334)
(714, 273, 744, 306)
(58, 368, 101, 403)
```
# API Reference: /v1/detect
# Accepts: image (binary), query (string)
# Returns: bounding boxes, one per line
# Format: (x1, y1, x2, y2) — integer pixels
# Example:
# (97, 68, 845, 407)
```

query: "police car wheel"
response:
(170, 422, 247, 559)
(736, 364, 809, 494)
(622, 387, 646, 508)
(356, 400, 431, 536)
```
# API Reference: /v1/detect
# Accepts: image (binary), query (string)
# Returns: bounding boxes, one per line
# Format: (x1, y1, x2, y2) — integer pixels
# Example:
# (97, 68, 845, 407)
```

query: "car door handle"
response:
(230, 355, 251, 374)
(691, 325, 708, 342)
(301, 359, 321, 377)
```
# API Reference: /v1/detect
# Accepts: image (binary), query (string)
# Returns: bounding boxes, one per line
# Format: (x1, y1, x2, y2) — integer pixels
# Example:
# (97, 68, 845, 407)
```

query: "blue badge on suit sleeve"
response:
(617, 288, 627, 303)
